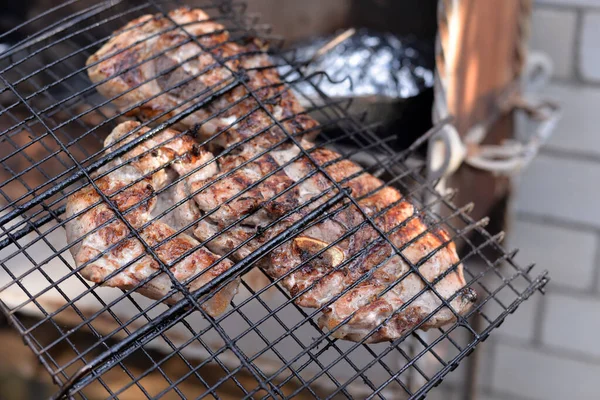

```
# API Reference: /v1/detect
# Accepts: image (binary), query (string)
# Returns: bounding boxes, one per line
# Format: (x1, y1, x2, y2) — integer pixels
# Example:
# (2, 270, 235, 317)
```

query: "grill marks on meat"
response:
(86, 7, 314, 152)
(86, 7, 476, 342)
(87, 9, 233, 124)
(65, 121, 238, 316)
(219, 146, 476, 343)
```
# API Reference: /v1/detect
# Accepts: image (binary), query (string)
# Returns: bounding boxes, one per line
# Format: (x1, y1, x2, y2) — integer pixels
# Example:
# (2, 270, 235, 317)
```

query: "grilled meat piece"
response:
(86, 7, 476, 342)
(191, 144, 476, 342)
(86, 7, 315, 152)
(65, 121, 238, 316)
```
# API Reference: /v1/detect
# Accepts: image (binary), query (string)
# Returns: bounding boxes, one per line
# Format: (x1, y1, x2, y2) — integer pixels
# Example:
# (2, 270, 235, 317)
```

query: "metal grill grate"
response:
(0, 1, 547, 399)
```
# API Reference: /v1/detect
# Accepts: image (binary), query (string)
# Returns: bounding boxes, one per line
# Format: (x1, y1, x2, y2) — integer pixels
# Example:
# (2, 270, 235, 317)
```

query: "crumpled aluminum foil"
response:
(280, 29, 434, 102)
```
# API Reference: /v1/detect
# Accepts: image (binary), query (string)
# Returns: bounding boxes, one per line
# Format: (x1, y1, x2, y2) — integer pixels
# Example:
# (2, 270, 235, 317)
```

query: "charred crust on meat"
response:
(293, 237, 345, 270)
(190, 123, 202, 138)
(93, 209, 116, 227)
(112, 235, 136, 255)
(191, 143, 203, 156)
(460, 287, 477, 303)
(379, 307, 424, 339)
(236, 196, 255, 204)
(235, 70, 250, 83)
(264, 96, 278, 106)
(113, 55, 144, 86)
(263, 196, 298, 216)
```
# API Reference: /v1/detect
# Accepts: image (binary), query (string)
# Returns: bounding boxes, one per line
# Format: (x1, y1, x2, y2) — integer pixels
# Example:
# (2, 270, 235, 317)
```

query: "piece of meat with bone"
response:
(86, 7, 476, 342)
(65, 121, 238, 316)
(191, 144, 476, 342)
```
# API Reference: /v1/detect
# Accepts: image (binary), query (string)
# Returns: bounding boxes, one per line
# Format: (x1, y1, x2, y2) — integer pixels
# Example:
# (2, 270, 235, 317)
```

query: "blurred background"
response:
(0, 0, 597, 399)
(471, 0, 600, 399)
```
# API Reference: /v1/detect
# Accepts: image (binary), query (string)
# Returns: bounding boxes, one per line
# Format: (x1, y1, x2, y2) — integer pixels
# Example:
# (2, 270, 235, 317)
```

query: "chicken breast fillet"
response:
(86, 7, 476, 342)
(65, 121, 239, 316)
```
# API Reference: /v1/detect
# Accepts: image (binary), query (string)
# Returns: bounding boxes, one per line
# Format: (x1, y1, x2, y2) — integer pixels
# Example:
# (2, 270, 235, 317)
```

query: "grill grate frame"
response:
(0, 1, 547, 399)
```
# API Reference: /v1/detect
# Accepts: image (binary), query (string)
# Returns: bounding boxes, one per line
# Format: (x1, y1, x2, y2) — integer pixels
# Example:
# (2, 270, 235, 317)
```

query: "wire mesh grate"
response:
(0, 1, 547, 399)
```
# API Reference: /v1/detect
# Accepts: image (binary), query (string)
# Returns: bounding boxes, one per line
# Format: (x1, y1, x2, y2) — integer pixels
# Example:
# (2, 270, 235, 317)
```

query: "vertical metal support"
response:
(463, 314, 483, 400)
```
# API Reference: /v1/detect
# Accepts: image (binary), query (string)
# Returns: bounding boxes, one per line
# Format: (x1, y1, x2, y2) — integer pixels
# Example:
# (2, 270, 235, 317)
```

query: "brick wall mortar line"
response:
(511, 213, 600, 291)
(531, 282, 600, 298)
(438, 383, 537, 400)
(549, 75, 600, 87)
(573, 8, 586, 83)
(516, 212, 600, 234)
(535, 2, 600, 12)
(589, 233, 600, 293)
(539, 147, 600, 164)
(484, 388, 538, 400)
(497, 330, 600, 365)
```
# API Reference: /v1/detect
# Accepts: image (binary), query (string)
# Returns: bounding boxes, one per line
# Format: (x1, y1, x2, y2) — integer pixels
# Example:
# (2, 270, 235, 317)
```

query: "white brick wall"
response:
(580, 12, 600, 82)
(473, 2, 600, 399)
(530, 9, 577, 79)
(492, 343, 600, 400)
(542, 294, 600, 357)
(536, 0, 600, 7)
(426, 2, 600, 398)
(508, 219, 596, 290)
(531, 1, 600, 84)
(496, 289, 541, 341)
(515, 154, 600, 225)
(543, 84, 600, 155)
